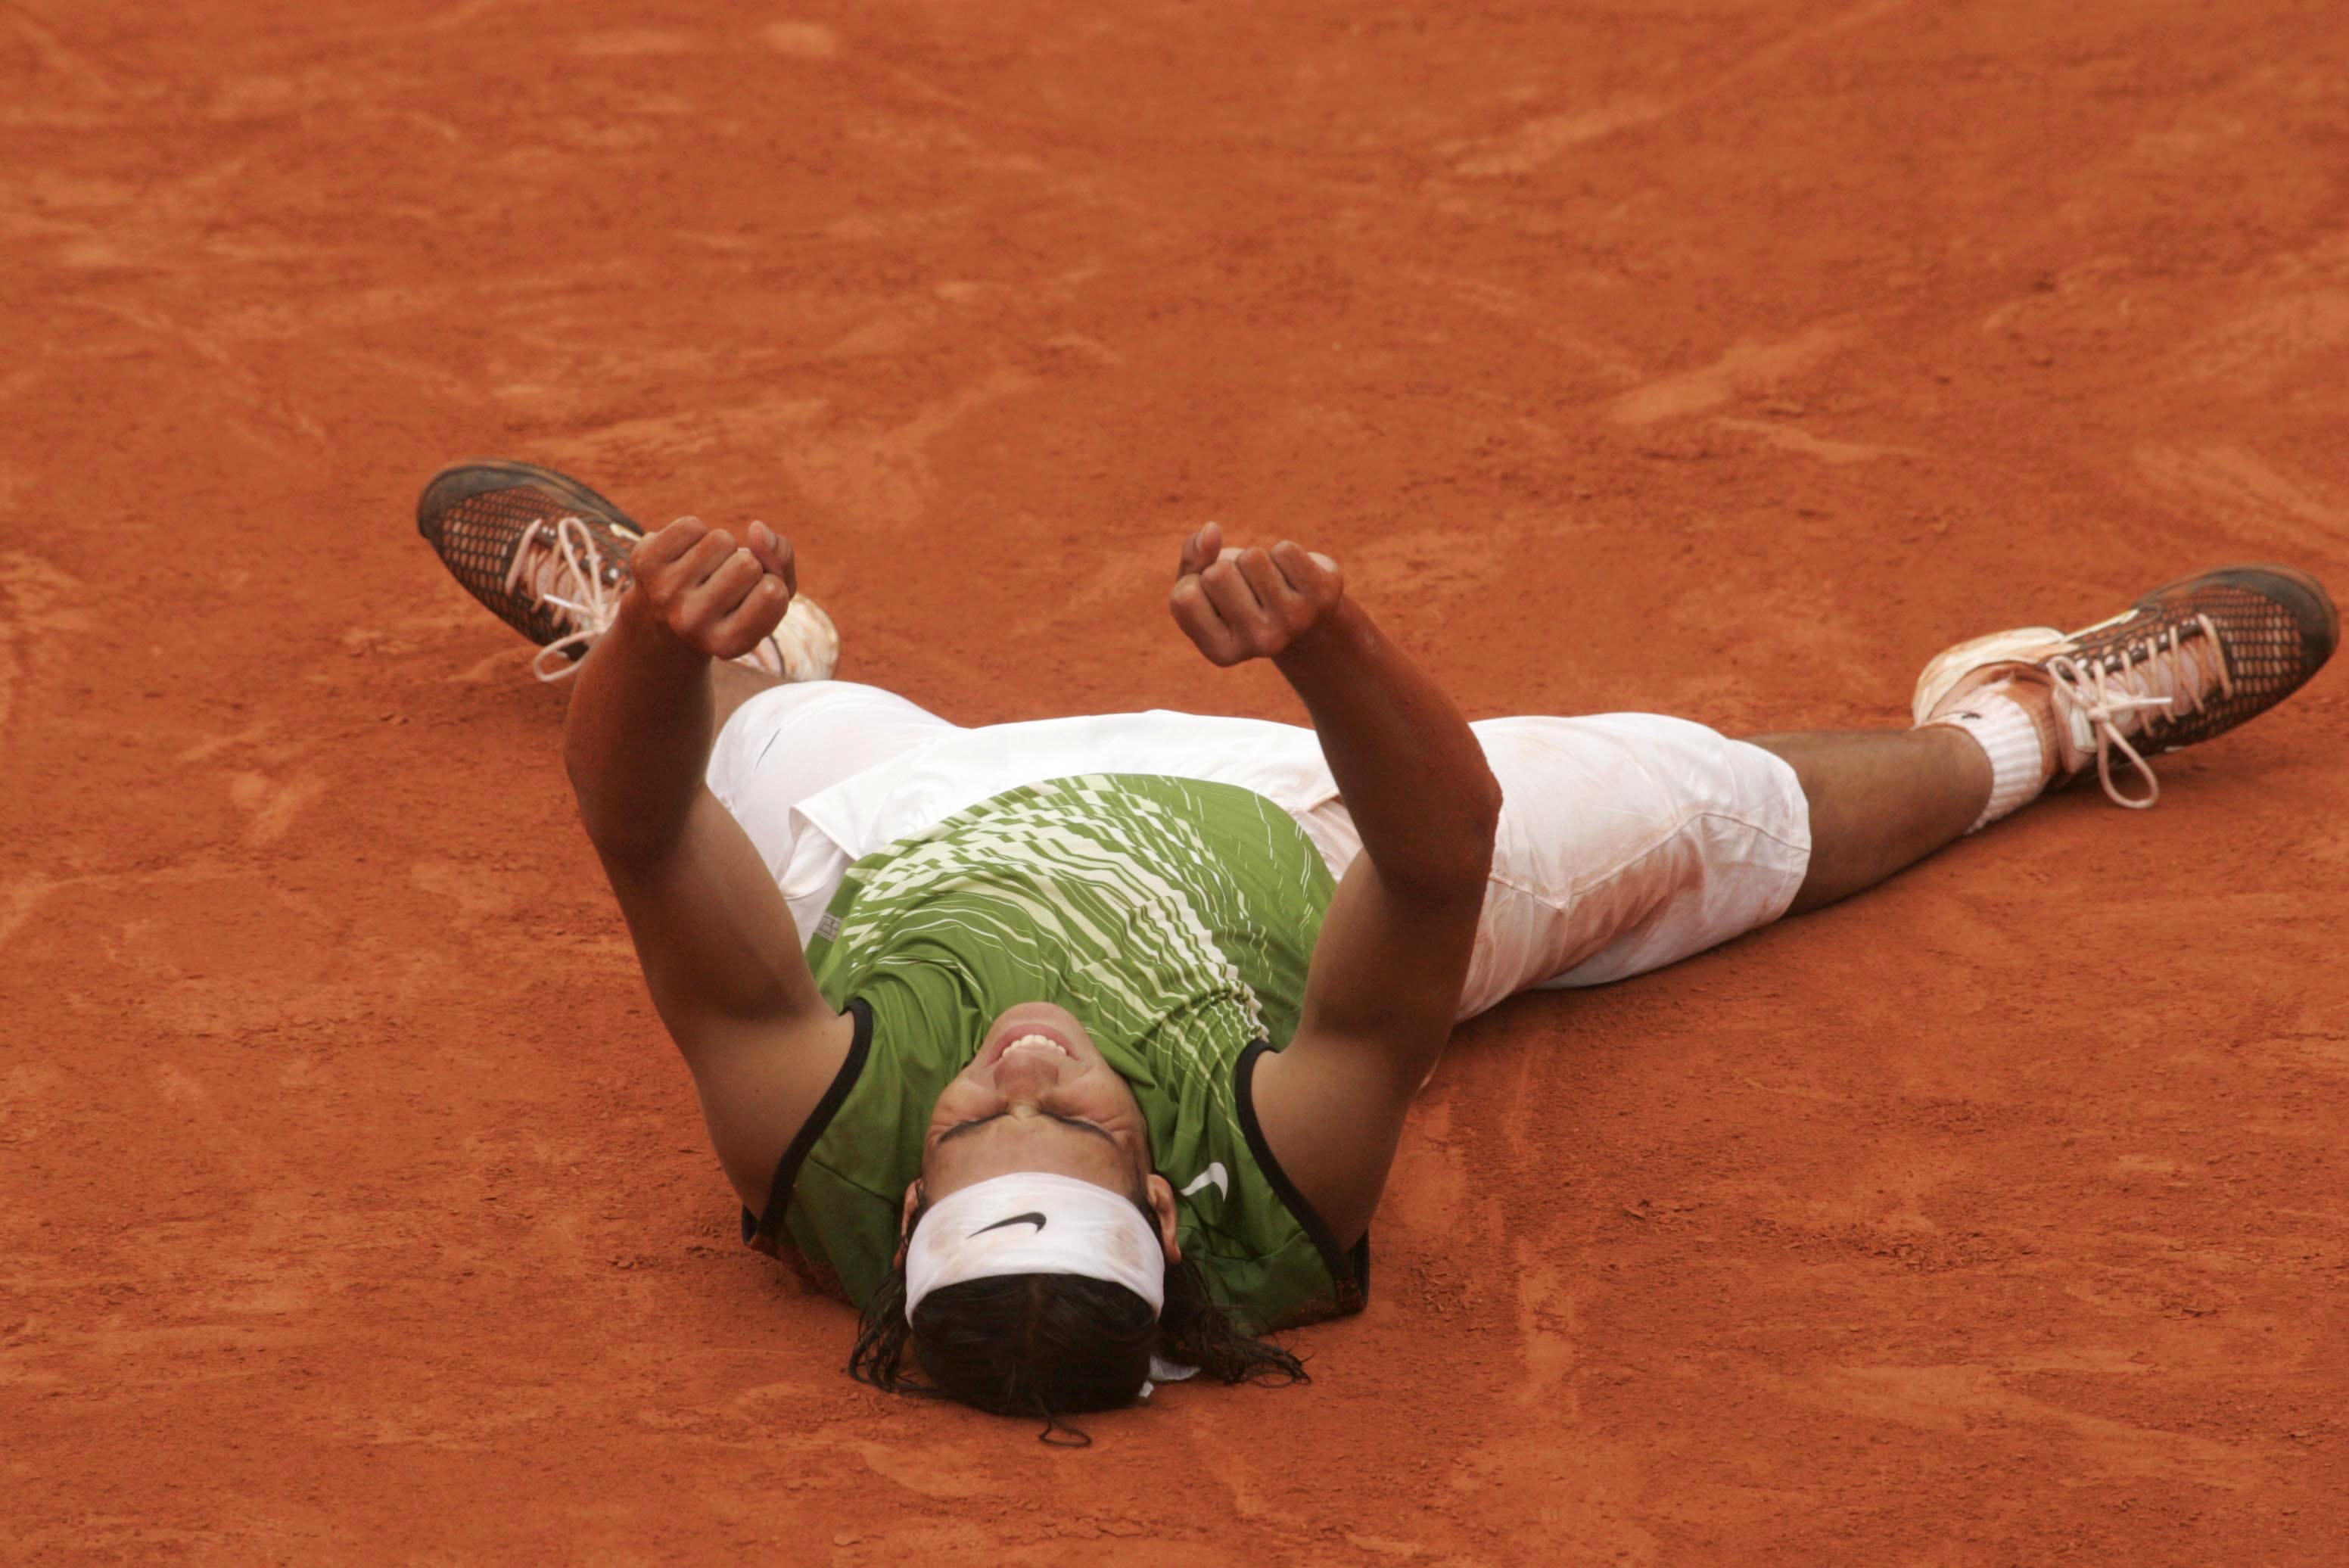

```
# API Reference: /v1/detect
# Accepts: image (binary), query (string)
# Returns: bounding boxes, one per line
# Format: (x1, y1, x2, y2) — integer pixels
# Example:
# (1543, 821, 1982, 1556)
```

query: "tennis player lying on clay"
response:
(419, 460, 2335, 1431)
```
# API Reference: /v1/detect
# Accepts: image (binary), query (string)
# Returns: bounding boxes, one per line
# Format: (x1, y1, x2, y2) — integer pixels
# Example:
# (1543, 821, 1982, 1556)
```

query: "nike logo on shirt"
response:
(1181, 1163, 1230, 1200)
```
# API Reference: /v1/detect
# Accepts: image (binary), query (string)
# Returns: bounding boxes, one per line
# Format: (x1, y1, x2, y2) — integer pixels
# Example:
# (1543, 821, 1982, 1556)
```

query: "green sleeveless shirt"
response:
(742, 773, 1367, 1333)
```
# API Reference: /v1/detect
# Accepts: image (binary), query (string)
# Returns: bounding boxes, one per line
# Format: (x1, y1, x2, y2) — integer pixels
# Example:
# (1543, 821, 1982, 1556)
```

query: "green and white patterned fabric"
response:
(750, 773, 1365, 1332)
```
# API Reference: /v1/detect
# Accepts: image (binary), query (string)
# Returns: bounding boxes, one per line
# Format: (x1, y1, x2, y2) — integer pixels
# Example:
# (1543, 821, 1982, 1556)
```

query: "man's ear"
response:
(1143, 1173, 1183, 1265)
(892, 1181, 924, 1267)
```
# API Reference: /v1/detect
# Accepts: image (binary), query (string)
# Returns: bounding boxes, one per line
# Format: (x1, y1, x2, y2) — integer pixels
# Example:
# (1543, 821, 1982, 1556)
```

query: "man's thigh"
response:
(705, 680, 960, 885)
(1365, 714, 1812, 1018)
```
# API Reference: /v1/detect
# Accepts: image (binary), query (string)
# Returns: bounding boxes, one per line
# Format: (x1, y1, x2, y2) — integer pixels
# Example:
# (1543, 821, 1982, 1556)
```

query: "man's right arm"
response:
(566, 520, 854, 1212)
(1167, 525, 1500, 1246)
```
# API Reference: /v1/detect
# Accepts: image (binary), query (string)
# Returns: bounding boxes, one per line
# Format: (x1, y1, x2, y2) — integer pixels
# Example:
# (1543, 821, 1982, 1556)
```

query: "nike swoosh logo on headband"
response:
(969, 1212, 1047, 1237)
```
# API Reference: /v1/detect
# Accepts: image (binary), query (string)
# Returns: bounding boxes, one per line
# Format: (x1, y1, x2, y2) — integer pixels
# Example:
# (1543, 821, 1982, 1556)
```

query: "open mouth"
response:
(1002, 1033, 1069, 1059)
(982, 1023, 1082, 1066)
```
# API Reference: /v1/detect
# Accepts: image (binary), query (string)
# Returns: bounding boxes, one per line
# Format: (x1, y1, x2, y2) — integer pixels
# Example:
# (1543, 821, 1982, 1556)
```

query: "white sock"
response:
(1926, 690, 2051, 833)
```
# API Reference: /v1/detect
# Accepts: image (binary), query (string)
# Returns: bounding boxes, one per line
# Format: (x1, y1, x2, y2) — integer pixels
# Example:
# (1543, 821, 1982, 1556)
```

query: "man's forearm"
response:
(562, 590, 718, 861)
(1274, 600, 1500, 894)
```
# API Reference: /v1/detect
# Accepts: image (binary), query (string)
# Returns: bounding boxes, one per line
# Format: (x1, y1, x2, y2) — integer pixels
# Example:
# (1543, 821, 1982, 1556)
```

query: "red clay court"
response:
(7, 1, 2347, 1560)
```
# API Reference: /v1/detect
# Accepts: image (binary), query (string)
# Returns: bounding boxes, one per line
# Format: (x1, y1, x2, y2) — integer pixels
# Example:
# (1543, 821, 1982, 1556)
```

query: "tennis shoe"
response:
(415, 459, 839, 683)
(1914, 565, 2336, 807)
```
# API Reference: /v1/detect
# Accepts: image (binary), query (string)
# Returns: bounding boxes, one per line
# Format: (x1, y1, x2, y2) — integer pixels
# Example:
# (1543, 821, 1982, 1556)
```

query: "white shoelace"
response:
(499, 515, 624, 683)
(2045, 611, 2233, 810)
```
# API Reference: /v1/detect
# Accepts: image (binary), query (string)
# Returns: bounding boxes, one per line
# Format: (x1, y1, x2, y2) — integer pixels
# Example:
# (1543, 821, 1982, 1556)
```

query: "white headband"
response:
(904, 1171, 1167, 1322)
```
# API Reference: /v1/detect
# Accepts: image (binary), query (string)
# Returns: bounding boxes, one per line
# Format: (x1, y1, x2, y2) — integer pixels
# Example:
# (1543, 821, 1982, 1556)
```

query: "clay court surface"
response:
(9, 0, 2349, 1560)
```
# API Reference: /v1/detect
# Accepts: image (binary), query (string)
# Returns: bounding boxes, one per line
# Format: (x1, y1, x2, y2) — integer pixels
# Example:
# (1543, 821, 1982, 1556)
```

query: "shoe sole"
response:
(416, 459, 646, 544)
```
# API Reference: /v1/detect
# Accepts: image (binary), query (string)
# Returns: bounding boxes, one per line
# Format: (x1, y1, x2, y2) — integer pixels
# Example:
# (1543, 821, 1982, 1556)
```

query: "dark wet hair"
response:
(848, 1190, 1308, 1444)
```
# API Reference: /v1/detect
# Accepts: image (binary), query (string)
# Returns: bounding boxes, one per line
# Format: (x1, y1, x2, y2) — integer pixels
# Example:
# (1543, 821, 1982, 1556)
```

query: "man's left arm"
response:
(566, 520, 856, 1212)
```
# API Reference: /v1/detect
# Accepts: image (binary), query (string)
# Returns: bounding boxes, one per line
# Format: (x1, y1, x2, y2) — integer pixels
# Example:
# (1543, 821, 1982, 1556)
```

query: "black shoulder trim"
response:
(742, 998, 873, 1248)
(1234, 1040, 1367, 1311)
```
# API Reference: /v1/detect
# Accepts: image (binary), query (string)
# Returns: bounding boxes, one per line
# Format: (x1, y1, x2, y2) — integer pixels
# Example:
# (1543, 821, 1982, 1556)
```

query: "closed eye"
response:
(936, 1109, 1116, 1147)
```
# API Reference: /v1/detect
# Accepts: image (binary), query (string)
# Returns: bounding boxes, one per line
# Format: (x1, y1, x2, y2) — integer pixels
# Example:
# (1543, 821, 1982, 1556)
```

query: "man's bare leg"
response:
(1747, 728, 1991, 914)
(1747, 566, 2341, 917)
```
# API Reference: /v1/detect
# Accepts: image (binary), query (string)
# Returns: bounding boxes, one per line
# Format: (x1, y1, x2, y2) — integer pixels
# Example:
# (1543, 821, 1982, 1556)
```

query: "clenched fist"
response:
(1168, 521, 1346, 667)
(628, 516, 797, 662)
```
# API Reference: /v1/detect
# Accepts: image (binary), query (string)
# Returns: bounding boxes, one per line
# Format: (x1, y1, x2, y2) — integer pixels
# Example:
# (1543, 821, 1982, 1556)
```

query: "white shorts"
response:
(706, 682, 1812, 1020)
